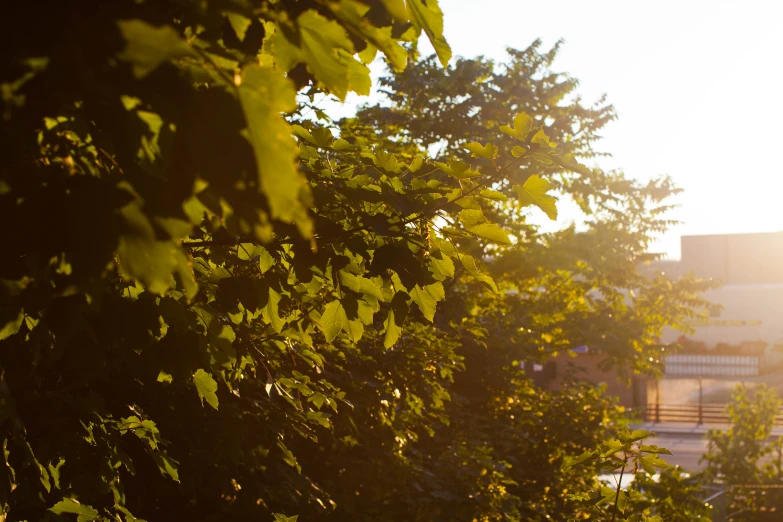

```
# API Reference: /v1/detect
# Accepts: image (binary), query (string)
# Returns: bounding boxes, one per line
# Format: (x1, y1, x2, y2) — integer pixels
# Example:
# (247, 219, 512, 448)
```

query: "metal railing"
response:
(645, 403, 783, 425)
(664, 354, 760, 377)
(710, 484, 783, 522)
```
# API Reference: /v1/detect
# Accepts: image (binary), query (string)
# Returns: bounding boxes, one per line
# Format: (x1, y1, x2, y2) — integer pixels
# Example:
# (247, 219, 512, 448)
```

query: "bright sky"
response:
(334, 1, 783, 259)
(439, 0, 783, 259)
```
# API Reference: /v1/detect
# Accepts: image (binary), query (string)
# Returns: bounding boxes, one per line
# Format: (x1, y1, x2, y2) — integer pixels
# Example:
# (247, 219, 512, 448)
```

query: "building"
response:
(531, 232, 783, 410)
(657, 232, 783, 356)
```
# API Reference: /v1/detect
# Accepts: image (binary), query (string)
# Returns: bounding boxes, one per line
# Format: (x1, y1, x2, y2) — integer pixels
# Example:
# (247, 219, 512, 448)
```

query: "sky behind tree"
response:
(329, 1, 783, 258)
(447, 0, 783, 259)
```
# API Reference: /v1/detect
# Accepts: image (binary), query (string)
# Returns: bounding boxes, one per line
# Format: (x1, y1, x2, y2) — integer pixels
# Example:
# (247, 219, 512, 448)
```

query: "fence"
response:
(704, 485, 783, 522)
(664, 354, 760, 377)
(644, 402, 783, 425)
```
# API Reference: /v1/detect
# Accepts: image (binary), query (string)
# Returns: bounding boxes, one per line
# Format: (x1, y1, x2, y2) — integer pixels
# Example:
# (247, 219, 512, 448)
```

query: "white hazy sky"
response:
(439, 0, 783, 259)
(334, 1, 783, 259)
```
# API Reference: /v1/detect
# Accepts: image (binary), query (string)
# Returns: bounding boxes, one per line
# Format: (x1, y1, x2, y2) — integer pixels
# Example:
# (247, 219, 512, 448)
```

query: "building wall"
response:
(653, 232, 783, 350)
(661, 284, 783, 348)
(538, 353, 645, 408)
(679, 231, 783, 285)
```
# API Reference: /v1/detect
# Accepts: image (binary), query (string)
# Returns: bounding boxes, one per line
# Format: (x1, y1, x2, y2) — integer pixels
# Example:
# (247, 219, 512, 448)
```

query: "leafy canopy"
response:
(0, 2, 712, 522)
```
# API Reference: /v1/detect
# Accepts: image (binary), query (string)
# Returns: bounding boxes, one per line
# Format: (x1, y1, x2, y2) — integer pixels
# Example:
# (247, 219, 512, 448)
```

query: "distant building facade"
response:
(530, 232, 783, 410)
(656, 232, 783, 353)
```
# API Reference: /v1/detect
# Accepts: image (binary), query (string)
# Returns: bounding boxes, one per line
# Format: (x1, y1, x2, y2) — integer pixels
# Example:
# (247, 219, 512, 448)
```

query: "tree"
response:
(627, 466, 713, 521)
(345, 46, 713, 521)
(1, 1, 711, 521)
(702, 384, 783, 520)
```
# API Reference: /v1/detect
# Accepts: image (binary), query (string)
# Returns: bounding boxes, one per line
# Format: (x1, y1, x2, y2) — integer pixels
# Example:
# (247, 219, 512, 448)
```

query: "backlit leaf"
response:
(514, 174, 558, 220)
(407, 0, 451, 66)
(499, 113, 534, 141)
(433, 159, 480, 179)
(116, 20, 194, 78)
(383, 291, 409, 348)
(116, 203, 197, 299)
(193, 369, 219, 409)
(226, 12, 252, 42)
(320, 300, 350, 342)
(273, 10, 368, 101)
(0, 309, 24, 341)
(327, 0, 408, 72)
(467, 223, 512, 245)
(410, 282, 444, 322)
(459, 207, 488, 226)
(273, 514, 299, 522)
(50, 498, 99, 520)
(465, 141, 498, 159)
(238, 65, 312, 236)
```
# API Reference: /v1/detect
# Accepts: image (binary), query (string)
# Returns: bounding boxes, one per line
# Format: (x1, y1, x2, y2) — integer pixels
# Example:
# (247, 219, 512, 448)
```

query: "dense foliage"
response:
(1, 1, 711, 521)
(703, 385, 783, 520)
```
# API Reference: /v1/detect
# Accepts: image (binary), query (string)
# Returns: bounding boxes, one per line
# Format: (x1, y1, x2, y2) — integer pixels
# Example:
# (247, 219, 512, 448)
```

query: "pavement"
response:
(630, 422, 783, 471)
(633, 421, 783, 437)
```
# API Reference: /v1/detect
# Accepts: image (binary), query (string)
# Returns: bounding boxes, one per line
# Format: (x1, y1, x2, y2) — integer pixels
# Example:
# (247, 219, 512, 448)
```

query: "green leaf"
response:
(639, 444, 673, 456)
(433, 159, 480, 179)
(458, 209, 487, 228)
(464, 141, 498, 159)
(513, 175, 558, 220)
(263, 288, 284, 334)
(346, 50, 371, 95)
(616, 488, 627, 513)
(273, 10, 367, 101)
(238, 65, 311, 236)
(640, 454, 671, 471)
(563, 450, 596, 469)
(333, 138, 354, 151)
(531, 128, 557, 148)
(358, 42, 378, 64)
(601, 439, 624, 458)
(355, 301, 376, 329)
(117, 203, 197, 299)
(368, 150, 404, 174)
(384, 291, 409, 348)
(600, 486, 616, 502)
(478, 189, 507, 201)
(407, 0, 451, 66)
(50, 498, 99, 521)
(150, 451, 180, 482)
(116, 20, 194, 78)
(291, 125, 317, 145)
(327, 0, 408, 72)
(226, 12, 252, 42)
(499, 113, 534, 141)
(48, 458, 65, 490)
(467, 223, 512, 245)
(273, 514, 299, 522)
(410, 282, 444, 322)
(381, 0, 409, 22)
(456, 253, 498, 293)
(277, 441, 301, 473)
(429, 252, 455, 281)
(309, 393, 326, 410)
(320, 300, 350, 343)
(193, 369, 219, 409)
(239, 244, 276, 273)
(339, 271, 384, 300)
(0, 308, 24, 341)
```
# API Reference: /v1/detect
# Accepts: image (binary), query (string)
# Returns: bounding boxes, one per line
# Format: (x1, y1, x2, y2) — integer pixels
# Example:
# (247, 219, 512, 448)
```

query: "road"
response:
(646, 433, 709, 470)
(633, 422, 783, 471)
